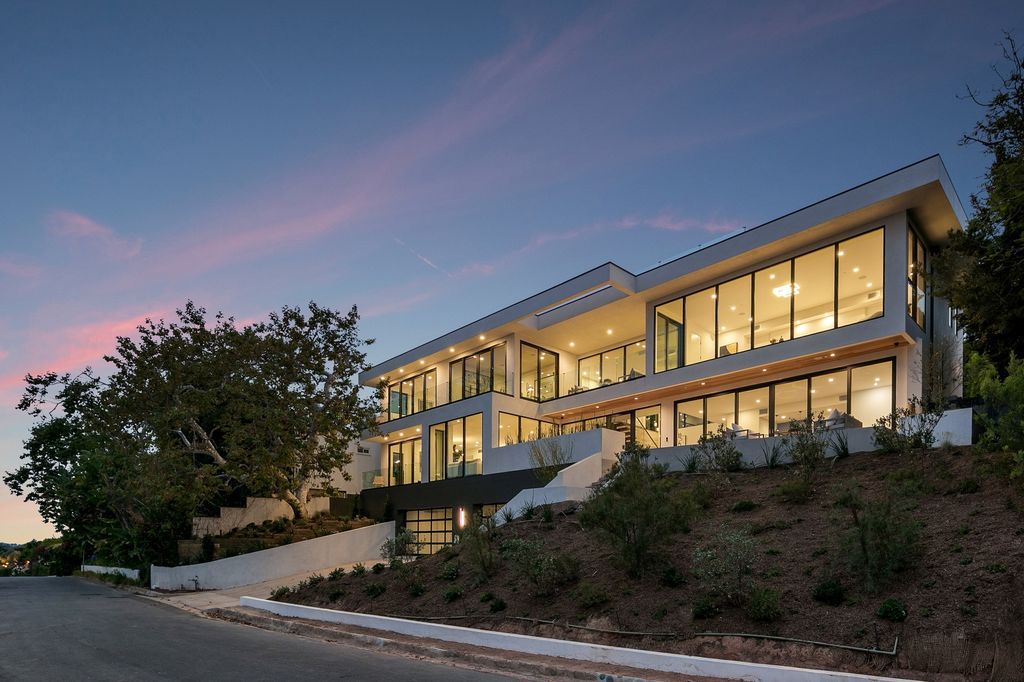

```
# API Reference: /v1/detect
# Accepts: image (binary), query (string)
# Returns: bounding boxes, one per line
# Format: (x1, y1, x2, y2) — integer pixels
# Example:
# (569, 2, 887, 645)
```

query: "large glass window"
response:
(717, 275, 752, 356)
(430, 414, 483, 479)
(577, 341, 646, 392)
(675, 399, 704, 445)
(685, 287, 717, 364)
(388, 438, 421, 486)
(811, 370, 846, 419)
(429, 424, 446, 482)
(496, 412, 558, 447)
(633, 405, 661, 448)
(850, 362, 893, 427)
(654, 299, 683, 372)
(520, 342, 558, 402)
(774, 378, 808, 433)
(907, 226, 926, 328)
(838, 230, 883, 326)
(737, 387, 769, 436)
(449, 343, 506, 402)
(386, 369, 437, 421)
(404, 507, 452, 555)
(706, 393, 735, 432)
(754, 262, 792, 347)
(794, 246, 836, 339)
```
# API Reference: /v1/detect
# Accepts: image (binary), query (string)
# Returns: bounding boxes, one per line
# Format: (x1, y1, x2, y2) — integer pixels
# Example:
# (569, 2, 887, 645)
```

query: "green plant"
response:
(500, 537, 579, 596)
(985, 562, 1008, 573)
(365, 582, 386, 598)
(660, 565, 686, 587)
(574, 581, 610, 608)
(679, 449, 701, 473)
(776, 478, 812, 504)
(835, 484, 921, 592)
(305, 573, 325, 587)
(812, 577, 845, 606)
(440, 561, 460, 581)
(328, 567, 345, 580)
(694, 426, 743, 472)
(689, 481, 713, 509)
(380, 526, 419, 561)
(351, 563, 366, 576)
(872, 397, 943, 455)
(828, 428, 850, 459)
(499, 506, 516, 525)
(520, 499, 538, 520)
(270, 585, 290, 600)
(528, 438, 574, 484)
(458, 514, 499, 577)
(480, 591, 494, 602)
(692, 595, 720, 619)
(541, 504, 554, 523)
(951, 477, 981, 494)
(443, 585, 463, 603)
(691, 527, 757, 606)
(784, 416, 829, 485)
(328, 589, 343, 602)
(580, 442, 698, 577)
(371, 562, 385, 574)
(747, 587, 782, 622)
(876, 598, 907, 622)
(730, 500, 757, 513)
(759, 438, 785, 469)
(489, 597, 507, 613)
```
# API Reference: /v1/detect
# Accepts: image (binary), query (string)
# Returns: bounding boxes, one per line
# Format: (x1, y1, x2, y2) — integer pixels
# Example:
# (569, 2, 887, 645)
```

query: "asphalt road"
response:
(0, 577, 516, 681)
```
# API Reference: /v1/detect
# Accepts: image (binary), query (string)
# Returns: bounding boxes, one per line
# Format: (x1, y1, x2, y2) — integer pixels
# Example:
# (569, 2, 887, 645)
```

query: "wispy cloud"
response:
(48, 210, 143, 259)
(393, 237, 452, 278)
(0, 255, 42, 279)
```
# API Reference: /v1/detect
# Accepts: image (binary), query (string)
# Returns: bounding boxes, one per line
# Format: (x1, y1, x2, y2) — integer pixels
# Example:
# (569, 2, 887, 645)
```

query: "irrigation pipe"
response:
(695, 631, 899, 657)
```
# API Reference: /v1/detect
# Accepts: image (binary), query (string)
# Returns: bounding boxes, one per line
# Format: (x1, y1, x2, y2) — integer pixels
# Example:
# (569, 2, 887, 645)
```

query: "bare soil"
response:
(280, 447, 1024, 680)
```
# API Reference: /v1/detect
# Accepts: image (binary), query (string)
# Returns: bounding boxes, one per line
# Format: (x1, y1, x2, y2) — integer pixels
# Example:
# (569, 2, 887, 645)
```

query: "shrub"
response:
(660, 565, 686, 588)
(270, 586, 290, 600)
(968, 352, 1024, 456)
(201, 535, 216, 562)
(458, 514, 499, 578)
(876, 598, 907, 622)
(489, 597, 507, 613)
(679, 449, 701, 473)
(574, 581, 610, 608)
(812, 577, 845, 606)
(835, 484, 921, 592)
(692, 595, 720, 619)
(499, 506, 516, 525)
(328, 589, 343, 602)
(541, 504, 554, 523)
(408, 581, 425, 597)
(500, 537, 579, 596)
(439, 561, 460, 581)
(784, 416, 829, 485)
(580, 442, 699, 577)
(305, 573, 325, 587)
(951, 477, 981, 494)
(691, 527, 757, 606)
(528, 438, 574, 484)
(328, 567, 345, 581)
(694, 426, 743, 472)
(480, 591, 494, 602)
(828, 428, 850, 459)
(443, 585, 463, 603)
(520, 499, 537, 520)
(747, 587, 782, 622)
(760, 438, 785, 469)
(985, 562, 1008, 573)
(689, 481, 714, 510)
(381, 527, 419, 562)
(730, 500, 757, 513)
(872, 397, 943, 455)
(371, 562, 386, 574)
(364, 582, 386, 598)
(776, 479, 812, 504)
(351, 563, 366, 576)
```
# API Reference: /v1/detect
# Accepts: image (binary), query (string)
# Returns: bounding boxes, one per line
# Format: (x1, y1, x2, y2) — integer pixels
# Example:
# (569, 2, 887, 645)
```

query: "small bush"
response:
(520, 499, 538, 520)
(499, 506, 516, 525)
(443, 585, 463, 603)
(574, 581, 610, 608)
(541, 504, 554, 523)
(480, 591, 494, 603)
(489, 597, 507, 613)
(459, 514, 499, 577)
(440, 561, 460, 581)
(836, 484, 920, 592)
(351, 563, 366, 576)
(985, 562, 1008, 573)
(659, 565, 686, 588)
(270, 586, 290, 600)
(876, 598, 907, 622)
(872, 397, 942, 455)
(500, 537, 579, 596)
(528, 438, 574, 484)
(812, 577, 845, 606)
(951, 478, 981, 494)
(747, 587, 782, 622)
(730, 500, 757, 513)
(689, 481, 714, 509)
(371, 563, 386, 574)
(695, 426, 743, 472)
(784, 416, 829, 485)
(692, 595, 720, 619)
(364, 582, 386, 598)
(305, 573, 325, 587)
(381, 527, 419, 562)
(691, 527, 757, 606)
(760, 438, 785, 469)
(679, 449, 701, 473)
(328, 567, 345, 581)
(328, 589, 343, 602)
(776, 479, 812, 504)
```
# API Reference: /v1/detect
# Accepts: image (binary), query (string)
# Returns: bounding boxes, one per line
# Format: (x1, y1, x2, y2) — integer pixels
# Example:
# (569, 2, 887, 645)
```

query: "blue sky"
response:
(1, 0, 1021, 541)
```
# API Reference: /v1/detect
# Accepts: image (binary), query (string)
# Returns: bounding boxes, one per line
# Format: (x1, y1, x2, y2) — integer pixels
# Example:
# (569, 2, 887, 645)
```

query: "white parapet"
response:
(80, 565, 140, 581)
(151, 521, 395, 591)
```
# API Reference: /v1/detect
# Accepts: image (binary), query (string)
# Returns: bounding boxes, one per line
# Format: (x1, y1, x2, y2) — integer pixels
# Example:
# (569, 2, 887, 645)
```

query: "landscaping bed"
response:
(276, 447, 1024, 680)
(178, 515, 376, 562)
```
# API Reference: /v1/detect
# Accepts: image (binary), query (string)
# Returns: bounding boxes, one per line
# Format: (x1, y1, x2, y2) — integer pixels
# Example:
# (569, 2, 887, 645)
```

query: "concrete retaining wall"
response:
(81, 564, 139, 581)
(191, 497, 294, 538)
(240, 597, 907, 682)
(152, 521, 395, 591)
(485, 428, 624, 475)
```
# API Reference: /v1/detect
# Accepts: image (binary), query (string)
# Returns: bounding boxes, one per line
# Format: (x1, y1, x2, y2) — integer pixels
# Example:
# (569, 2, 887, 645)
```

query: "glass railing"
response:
(361, 469, 385, 489)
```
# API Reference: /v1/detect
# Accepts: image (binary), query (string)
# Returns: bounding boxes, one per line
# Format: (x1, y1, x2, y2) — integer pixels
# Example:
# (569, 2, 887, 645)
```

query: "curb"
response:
(207, 607, 668, 682)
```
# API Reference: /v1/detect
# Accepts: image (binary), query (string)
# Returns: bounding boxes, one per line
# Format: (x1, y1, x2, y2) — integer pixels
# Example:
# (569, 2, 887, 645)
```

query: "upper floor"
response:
(362, 156, 965, 427)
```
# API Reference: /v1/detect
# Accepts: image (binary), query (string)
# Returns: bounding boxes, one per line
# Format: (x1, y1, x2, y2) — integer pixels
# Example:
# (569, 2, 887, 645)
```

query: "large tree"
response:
(932, 34, 1024, 373)
(4, 301, 381, 566)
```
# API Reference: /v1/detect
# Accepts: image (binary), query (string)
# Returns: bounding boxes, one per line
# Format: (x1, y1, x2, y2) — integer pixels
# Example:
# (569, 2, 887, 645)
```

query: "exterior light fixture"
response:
(457, 508, 467, 529)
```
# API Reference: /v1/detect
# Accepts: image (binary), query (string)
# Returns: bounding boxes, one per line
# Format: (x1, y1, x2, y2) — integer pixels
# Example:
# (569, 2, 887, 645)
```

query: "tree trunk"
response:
(283, 479, 312, 519)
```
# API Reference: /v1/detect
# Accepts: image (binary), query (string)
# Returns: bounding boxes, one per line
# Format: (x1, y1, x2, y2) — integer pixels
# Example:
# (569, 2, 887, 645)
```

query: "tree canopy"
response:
(4, 301, 381, 568)
(932, 34, 1024, 373)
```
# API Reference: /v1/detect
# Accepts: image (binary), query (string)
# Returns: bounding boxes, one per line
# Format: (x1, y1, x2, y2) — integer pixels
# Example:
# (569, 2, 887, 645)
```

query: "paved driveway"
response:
(0, 577, 516, 681)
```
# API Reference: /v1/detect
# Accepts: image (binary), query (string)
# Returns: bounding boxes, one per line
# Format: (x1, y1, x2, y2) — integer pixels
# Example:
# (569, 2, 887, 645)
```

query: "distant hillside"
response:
(0, 543, 22, 552)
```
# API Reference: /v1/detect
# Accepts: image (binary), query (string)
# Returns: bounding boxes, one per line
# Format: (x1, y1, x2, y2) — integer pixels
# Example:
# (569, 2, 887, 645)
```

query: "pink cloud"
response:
(0, 255, 42, 279)
(48, 210, 143, 259)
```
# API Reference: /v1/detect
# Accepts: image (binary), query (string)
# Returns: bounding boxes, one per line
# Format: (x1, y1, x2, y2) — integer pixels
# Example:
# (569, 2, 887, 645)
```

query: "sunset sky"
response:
(2, 0, 1022, 541)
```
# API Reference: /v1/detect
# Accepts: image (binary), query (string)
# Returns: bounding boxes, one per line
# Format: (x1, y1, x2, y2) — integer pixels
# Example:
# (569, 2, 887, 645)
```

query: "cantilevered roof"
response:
(359, 155, 965, 385)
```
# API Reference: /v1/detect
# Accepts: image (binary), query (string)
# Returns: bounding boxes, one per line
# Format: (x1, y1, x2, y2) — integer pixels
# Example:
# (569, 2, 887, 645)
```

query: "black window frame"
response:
(576, 341, 646, 392)
(386, 437, 421, 487)
(428, 412, 484, 480)
(519, 341, 560, 402)
(907, 222, 927, 330)
(386, 368, 437, 421)
(448, 342, 507, 403)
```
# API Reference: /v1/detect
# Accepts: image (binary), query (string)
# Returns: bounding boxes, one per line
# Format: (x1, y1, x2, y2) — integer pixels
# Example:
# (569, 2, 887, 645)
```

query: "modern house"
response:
(346, 156, 966, 553)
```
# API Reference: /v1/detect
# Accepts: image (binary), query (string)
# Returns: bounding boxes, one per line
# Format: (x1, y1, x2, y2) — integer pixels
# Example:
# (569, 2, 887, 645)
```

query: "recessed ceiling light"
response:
(606, 329, 613, 335)
(479, 335, 485, 340)
(838, 250, 845, 256)
(829, 352, 835, 357)
(730, 305, 736, 311)
(700, 382, 705, 386)
(399, 368, 404, 373)
(569, 341, 575, 347)
(762, 368, 767, 372)
(449, 347, 455, 353)
(419, 360, 425, 365)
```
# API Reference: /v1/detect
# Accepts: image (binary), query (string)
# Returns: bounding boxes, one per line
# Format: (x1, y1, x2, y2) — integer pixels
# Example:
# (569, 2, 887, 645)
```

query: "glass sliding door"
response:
(705, 393, 735, 433)
(794, 246, 836, 338)
(838, 229, 883, 326)
(685, 287, 717, 364)
(633, 406, 661, 448)
(578, 354, 601, 390)
(737, 387, 769, 436)
(811, 370, 846, 419)
(850, 361, 894, 427)
(449, 343, 505, 402)
(754, 262, 792, 347)
(464, 414, 483, 476)
(429, 424, 446, 481)
(655, 299, 683, 372)
(521, 342, 558, 402)
(498, 412, 519, 446)
(389, 438, 421, 486)
(675, 399, 704, 445)
(625, 341, 645, 379)
(717, 275, 752, 356)
(774, 378, 809, 432)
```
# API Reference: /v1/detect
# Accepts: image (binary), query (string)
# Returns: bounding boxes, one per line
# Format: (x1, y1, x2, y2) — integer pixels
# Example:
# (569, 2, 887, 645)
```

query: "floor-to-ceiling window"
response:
(497, 412, 558, 446)
(907, 225, 927, 329)
(449, 342, 506, 402)
(653, 228, 885, 373)
(633, 405, 661, 448)
(386, 369, 436, 421)
(577, 341, 646, 391)
(430, 413, 483, 479)
(388, 438, 421, 486)
(672, 358, 895, 443)
(520, 342, 558, 402)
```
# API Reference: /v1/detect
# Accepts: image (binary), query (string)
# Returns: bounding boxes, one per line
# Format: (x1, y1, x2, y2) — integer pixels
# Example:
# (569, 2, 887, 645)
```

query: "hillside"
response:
(277, 447, 1024, 680)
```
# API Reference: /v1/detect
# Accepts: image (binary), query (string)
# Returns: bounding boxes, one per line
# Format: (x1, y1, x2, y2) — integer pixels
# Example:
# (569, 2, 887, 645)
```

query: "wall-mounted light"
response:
(457, 507, 467, 529)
